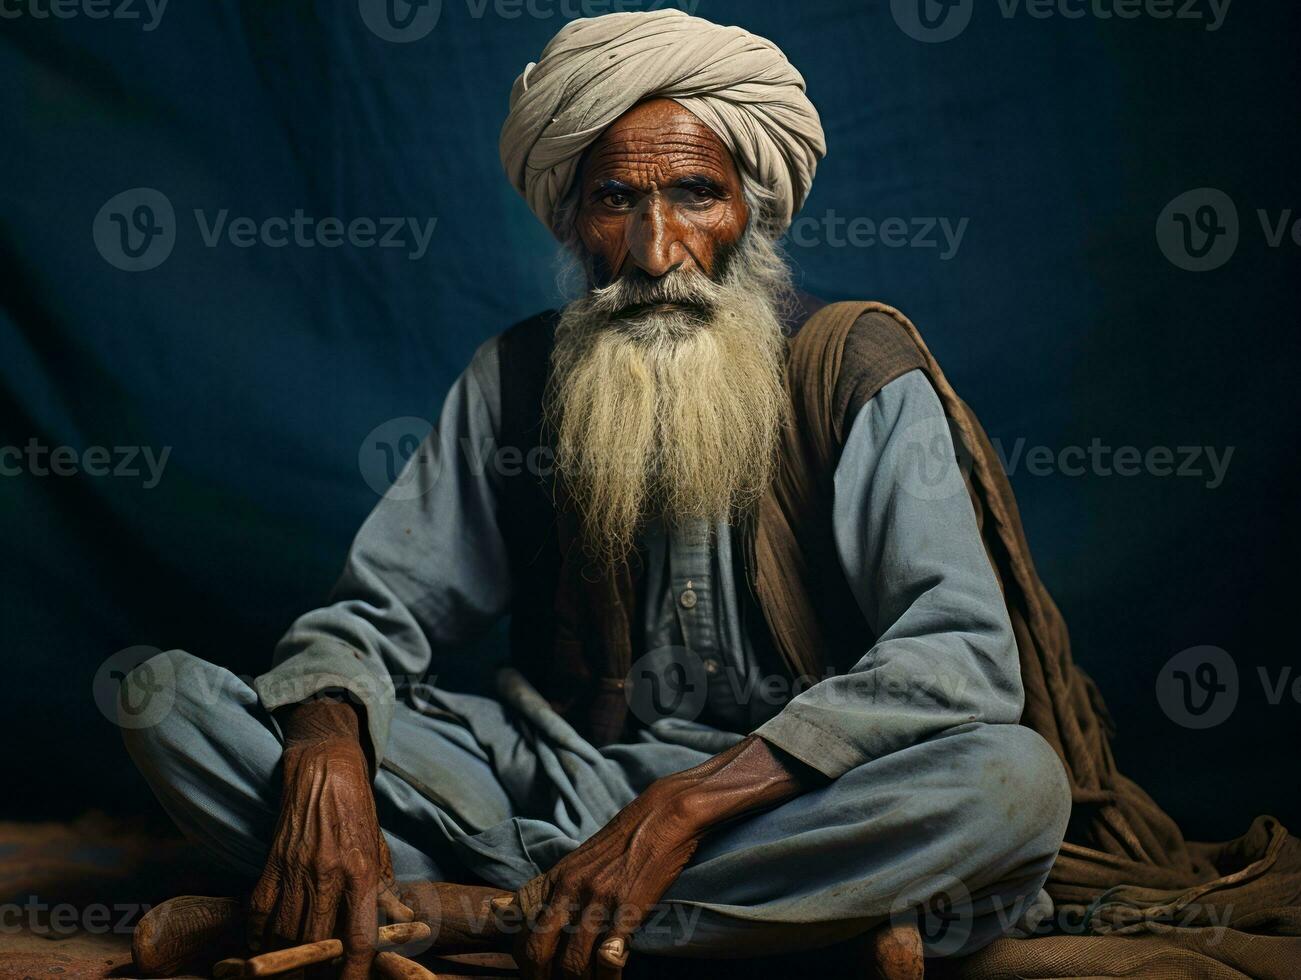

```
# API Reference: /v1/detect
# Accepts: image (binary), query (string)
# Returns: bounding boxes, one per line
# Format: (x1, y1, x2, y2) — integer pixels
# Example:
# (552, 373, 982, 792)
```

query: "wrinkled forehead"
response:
(580, 98, 742, 191)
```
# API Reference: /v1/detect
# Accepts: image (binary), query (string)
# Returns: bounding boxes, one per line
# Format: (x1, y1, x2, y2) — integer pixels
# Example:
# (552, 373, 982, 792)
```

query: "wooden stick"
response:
(244, 938, 342, 977)
(373, 950, 442, 980)
(214, 921, 432, 978)
(376, 921, 435, 946)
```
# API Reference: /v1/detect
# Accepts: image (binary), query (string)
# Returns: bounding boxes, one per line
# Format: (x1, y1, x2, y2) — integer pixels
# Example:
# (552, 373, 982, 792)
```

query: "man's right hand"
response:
(248, 698, 411, 980)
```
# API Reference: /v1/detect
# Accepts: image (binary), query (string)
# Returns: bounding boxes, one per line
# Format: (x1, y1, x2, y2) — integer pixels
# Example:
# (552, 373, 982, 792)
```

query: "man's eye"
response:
(603, 193, 631, 209)
(682, 185, 720, 204)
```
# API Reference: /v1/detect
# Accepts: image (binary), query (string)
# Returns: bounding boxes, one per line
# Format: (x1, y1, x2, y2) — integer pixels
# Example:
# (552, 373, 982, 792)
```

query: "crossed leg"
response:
(123, 651, 1070, 960)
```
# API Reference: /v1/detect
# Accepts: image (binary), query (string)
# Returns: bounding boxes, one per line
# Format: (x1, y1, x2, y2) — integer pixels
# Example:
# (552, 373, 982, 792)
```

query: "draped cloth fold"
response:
(806, 302, 1301, 979)
(499, 9, 826, 235)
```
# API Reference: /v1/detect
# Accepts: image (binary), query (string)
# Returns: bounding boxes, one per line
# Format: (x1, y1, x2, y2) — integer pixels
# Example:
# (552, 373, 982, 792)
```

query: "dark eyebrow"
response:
(589, 178, 637, 200)
(672, 174, 728, 195)
(588, 175, 728, 201)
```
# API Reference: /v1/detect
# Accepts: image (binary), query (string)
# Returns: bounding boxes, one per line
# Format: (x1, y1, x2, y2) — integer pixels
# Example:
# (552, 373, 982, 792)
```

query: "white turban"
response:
(499, 9, 826, 237)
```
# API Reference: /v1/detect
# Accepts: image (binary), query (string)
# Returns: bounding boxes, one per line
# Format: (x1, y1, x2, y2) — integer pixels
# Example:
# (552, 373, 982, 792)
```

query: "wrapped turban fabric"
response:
(499, 9, 826, 237)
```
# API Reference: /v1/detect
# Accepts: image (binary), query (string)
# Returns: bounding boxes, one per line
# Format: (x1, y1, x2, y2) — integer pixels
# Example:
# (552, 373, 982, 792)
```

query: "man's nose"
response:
(624, 189, 691, 279)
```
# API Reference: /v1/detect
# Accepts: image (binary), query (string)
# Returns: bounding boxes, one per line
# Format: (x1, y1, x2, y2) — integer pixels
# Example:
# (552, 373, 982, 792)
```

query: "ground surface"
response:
(0, 814, 852, 979)
(0, 812, 231, 979)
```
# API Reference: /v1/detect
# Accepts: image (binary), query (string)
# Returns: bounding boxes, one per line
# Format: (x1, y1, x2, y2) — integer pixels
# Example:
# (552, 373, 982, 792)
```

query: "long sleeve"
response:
(754, 368, 1024, 779)
(253, 337, 512, 766)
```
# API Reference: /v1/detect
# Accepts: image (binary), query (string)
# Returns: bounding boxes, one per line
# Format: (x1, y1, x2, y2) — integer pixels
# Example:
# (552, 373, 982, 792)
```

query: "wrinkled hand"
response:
(499, 735, 820, 979)
(502, 777, 700, 980)
(248, 699, 411, 980)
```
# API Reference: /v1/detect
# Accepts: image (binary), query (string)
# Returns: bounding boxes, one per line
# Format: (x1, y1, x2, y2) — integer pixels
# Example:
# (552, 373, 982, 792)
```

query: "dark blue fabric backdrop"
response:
(1, 1, 1297, 837)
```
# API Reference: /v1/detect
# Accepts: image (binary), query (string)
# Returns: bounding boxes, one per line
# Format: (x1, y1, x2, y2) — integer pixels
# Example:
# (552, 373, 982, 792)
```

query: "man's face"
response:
(553, 101, 789, 562)
(575, 98, 750, 289)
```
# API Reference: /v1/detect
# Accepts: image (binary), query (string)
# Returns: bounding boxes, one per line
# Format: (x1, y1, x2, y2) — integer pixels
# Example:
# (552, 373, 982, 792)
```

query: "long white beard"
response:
(546, 231, 793, 564)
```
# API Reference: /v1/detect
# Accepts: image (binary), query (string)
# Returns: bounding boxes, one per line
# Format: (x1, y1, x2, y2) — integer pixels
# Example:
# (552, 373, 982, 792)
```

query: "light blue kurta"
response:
(122, 333, 1071, 958)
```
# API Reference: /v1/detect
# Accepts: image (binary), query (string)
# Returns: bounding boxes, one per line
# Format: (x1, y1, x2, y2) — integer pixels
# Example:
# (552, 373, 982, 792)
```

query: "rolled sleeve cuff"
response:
(753, 708, 868, 780)
(253, 645, 397, 768)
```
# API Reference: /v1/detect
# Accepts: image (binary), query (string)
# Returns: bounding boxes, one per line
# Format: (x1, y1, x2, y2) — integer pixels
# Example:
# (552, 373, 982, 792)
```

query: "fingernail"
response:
(599, 937, 628, 964)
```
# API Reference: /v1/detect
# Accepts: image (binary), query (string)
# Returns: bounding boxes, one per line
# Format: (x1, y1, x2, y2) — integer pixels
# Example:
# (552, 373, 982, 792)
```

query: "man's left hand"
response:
(511, 777, 698, 979)
(498, 734, 822, 979)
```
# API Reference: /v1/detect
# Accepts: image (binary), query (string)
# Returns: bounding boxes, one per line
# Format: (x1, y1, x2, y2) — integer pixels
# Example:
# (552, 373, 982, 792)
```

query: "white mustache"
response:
(585, 267, 725, 317)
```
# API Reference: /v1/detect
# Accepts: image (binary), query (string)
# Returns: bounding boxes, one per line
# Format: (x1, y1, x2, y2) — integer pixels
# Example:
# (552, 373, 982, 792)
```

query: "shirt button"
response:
(702, 657, 721, 676)
(679, 588, 698, 609)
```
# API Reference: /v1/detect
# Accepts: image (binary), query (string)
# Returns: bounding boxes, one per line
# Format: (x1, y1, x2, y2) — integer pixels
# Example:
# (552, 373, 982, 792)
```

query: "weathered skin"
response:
(503, 733, 819, 979)
(260, 100, 822, 980)
(576, 98, 750, 284)
(248, 698, 412, 979)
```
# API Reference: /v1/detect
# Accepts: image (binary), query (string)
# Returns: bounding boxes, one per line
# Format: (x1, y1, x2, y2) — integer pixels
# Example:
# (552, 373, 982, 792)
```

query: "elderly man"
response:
(122, 10, 1071, 979)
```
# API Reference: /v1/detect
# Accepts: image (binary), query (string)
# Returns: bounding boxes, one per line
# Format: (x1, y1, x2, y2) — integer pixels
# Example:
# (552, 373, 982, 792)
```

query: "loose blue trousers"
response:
(122, 650, 1070, 958)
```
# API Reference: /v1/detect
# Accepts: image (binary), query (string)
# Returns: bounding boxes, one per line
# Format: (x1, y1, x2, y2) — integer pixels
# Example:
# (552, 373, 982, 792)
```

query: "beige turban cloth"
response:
(499, 9, 826, 237)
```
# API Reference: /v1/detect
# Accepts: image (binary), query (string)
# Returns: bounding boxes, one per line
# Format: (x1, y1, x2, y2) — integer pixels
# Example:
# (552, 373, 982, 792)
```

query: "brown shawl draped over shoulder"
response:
(790, 302, 1301, 979)
(496, 300, 1301, 978)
